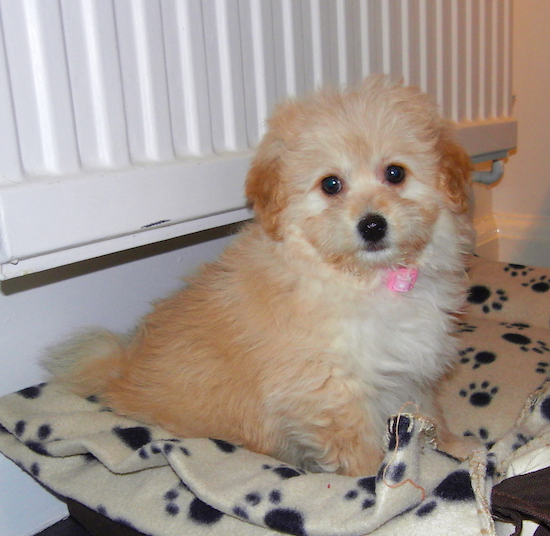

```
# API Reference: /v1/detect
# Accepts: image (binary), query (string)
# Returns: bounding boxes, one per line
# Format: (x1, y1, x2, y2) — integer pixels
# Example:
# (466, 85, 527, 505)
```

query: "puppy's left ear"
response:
(436, 128, 472, 213)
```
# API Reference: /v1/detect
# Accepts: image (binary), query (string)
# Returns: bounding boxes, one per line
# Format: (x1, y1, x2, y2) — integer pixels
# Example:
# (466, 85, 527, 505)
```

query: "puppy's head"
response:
(246, 76, 471, 271)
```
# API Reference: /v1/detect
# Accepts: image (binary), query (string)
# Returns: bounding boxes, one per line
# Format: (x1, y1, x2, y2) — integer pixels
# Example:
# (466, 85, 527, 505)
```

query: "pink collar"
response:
(386, 267, 419, 292)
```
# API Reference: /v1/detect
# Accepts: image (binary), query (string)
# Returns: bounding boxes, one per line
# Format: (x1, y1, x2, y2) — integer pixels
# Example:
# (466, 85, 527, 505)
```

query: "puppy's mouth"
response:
(357, 214, 389, 253)
(363, 241, 388, 253)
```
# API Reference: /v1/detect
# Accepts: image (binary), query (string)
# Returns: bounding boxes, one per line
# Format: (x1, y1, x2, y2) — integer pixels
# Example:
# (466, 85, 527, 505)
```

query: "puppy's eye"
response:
(321, 176, 343, 195)
(385, 164, 406, 184)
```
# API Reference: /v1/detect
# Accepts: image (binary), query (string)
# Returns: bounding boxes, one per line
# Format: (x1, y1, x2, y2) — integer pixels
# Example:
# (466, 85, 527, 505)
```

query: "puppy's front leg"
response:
(423, 394, 481, 460)
(273, 389, 385, 477)
(311, 422, 385, 477)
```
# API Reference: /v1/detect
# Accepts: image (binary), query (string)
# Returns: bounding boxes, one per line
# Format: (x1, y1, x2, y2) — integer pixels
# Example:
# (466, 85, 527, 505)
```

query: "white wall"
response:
(0, 227, 236, 536)
(492, 1, 550, 268)
(471, 181, 499, 261)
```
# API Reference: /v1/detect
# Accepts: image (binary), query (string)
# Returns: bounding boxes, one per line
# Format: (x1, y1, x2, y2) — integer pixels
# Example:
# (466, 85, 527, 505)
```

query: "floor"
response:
(36, 518, 93, 536)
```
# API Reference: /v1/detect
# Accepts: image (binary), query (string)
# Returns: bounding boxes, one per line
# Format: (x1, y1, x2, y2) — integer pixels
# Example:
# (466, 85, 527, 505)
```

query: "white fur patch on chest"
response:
(323, 277, 455, 420)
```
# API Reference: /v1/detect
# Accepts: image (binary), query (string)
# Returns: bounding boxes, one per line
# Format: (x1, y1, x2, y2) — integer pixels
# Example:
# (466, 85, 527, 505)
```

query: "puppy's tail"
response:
(43, 329, 127, 399)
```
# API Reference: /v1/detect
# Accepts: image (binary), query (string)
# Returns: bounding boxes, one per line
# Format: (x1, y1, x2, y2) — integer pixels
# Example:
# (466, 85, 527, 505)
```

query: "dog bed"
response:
(1, 255, 550, 536)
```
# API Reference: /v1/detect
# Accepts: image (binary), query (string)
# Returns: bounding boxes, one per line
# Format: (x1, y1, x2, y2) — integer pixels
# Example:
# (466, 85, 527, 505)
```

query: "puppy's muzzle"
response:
(357, 214, 387, 251)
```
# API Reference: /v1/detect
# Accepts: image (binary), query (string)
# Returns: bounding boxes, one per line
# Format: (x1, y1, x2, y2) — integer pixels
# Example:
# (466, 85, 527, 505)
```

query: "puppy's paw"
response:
(439, 434, 482, 460)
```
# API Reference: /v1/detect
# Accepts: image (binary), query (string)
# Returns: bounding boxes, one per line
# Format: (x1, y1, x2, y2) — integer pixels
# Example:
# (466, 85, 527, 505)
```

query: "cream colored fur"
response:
(44, 76, 475, 476)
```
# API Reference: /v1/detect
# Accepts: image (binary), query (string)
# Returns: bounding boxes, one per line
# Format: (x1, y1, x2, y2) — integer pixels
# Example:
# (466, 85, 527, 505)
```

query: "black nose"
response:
(357, 214, 387, 244)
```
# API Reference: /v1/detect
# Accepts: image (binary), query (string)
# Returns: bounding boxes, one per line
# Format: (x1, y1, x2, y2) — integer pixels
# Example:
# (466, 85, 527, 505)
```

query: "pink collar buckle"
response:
(387, 267, 419, 293)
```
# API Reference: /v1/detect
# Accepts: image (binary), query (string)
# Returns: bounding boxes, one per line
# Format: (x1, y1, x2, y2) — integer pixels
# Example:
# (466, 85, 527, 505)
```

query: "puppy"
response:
(45, 76, 474, 476)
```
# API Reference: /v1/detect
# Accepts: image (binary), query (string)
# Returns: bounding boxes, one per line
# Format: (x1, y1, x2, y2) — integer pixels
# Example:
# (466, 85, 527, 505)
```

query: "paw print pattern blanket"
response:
(1, 255, 550, 536)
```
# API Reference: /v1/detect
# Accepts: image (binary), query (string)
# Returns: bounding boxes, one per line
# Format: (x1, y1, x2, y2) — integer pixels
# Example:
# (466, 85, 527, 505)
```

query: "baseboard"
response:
(493, 213, 550, 268)
(473, 215, 499, 260)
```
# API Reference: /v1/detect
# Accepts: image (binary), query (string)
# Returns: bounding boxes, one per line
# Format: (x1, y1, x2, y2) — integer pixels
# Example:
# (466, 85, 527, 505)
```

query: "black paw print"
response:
(485, 453, 501, 478)
(233, 487, 308, 536)
(232, 488, 285, 520)
(499, 322, 531, 331)
(511, 433, 533, 451)
(459, 382, 499, 407)
(467, 285, 508, 313)
(459, 347, 497, 369)
(504, 264, 534, 277)
(522, 275, 550, 294)
(262, 464, 306, 479)
(344, 476, 377, 510)
(456, 322, 478, 334)
(501, 333, 550, 354)
(17, 383, 47, 399)
(163, 482, 191, 517)
(13, 420, 53, 458)
(463, 427, 494, 449)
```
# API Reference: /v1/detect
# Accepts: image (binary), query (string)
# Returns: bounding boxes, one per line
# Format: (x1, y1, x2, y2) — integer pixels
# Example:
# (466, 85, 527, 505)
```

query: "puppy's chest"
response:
(325, 285, 451, 381)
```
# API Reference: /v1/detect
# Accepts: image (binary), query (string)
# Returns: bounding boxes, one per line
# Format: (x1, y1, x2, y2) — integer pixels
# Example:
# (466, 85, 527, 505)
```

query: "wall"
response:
(472, 180, 499, 260)
(492, 0, 550, 267)
(0, 227, 236, 536)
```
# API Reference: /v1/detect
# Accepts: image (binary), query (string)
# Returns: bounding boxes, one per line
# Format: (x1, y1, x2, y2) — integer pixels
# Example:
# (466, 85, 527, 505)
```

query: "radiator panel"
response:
(0, 0, 516, 278)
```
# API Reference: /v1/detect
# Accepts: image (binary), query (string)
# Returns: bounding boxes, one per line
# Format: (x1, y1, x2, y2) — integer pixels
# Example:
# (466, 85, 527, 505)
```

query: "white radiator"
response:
(0, 0, 516, 279)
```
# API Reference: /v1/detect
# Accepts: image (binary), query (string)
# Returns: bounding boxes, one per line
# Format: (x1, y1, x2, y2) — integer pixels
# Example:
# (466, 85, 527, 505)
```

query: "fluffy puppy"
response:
(45, 76, 474, 476)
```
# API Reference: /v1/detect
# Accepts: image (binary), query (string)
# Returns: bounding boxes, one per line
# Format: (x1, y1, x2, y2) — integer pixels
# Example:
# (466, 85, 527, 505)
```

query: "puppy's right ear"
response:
(245, 136, 286, 241)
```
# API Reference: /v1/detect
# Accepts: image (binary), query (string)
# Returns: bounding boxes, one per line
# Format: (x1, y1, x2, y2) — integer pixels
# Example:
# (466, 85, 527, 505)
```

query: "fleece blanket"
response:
(1, 255, 550, 536)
